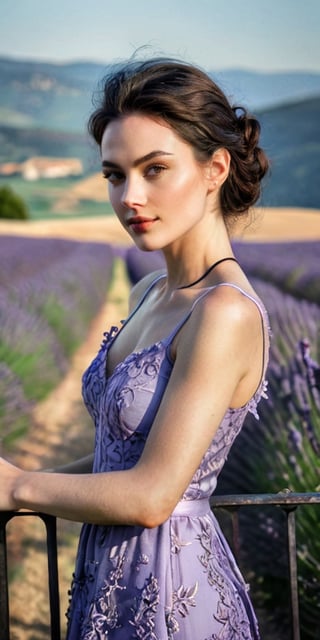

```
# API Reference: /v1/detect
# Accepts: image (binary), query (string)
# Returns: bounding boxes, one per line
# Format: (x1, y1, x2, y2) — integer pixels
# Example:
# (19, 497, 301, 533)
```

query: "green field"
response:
(0, 175, 114, 219)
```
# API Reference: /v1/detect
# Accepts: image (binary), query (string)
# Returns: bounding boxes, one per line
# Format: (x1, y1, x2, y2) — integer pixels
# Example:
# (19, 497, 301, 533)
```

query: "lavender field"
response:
(1, 235, 319, 637)
(0, 235, 114, 447)
(124, 241, 320, 639)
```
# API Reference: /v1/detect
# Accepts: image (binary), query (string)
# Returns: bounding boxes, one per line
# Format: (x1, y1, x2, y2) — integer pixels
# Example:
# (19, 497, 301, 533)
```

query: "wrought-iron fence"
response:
(0, 510, 60, 640)
(1, 491, 319, 640)
(210, 491, 320, 640)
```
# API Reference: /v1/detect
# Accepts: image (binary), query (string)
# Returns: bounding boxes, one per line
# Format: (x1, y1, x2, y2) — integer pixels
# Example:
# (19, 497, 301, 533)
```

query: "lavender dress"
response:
(66, 277, 269, 640)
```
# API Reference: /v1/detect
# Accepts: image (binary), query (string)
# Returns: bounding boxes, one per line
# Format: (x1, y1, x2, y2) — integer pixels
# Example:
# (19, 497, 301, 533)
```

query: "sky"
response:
(1, 0, 319, 73)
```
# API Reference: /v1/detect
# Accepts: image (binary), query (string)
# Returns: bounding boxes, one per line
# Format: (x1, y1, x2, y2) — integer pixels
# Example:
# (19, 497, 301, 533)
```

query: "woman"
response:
(1, 57, 270, 639)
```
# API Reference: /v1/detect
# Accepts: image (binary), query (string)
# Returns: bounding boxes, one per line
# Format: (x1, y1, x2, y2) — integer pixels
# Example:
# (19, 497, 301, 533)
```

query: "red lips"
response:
(127, 216, 157, 234)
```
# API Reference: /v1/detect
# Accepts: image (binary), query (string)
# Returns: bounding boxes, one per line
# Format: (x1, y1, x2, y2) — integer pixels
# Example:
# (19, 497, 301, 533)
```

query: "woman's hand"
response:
(0, 457, 23, 511)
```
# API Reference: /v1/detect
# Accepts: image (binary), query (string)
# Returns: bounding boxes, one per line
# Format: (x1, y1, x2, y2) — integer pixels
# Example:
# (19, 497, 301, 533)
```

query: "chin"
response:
(132, 236, 164, 253)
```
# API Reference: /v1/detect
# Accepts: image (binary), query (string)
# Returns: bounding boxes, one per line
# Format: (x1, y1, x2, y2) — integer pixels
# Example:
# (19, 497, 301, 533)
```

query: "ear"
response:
(205, 148, 230, 192)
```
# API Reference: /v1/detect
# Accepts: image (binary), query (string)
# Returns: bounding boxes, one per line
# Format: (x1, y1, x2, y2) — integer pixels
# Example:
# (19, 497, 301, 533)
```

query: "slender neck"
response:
(161, 209, 234, 290)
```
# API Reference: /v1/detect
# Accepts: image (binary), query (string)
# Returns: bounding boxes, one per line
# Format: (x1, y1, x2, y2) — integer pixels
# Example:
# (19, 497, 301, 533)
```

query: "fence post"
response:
(282, 506, 300, 640)
(41, 513, 61, 640)
(0, 512, 11, 640)
(0, 511, 61, 640)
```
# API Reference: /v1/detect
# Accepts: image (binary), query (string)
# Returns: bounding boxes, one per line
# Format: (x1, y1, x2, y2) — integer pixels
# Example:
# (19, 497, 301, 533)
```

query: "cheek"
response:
(165, 174, 209, 228)
(109, 188, 123, 215)
(167, 171, 206, 207)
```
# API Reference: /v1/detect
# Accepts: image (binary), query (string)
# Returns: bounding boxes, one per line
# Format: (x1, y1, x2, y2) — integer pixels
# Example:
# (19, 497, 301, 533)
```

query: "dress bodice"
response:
(82, 279, 269, 499)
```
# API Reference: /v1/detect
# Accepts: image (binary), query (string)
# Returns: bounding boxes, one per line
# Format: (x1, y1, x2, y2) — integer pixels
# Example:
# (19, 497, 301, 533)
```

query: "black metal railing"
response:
(1, 491, 319, 640)
(210, 491, 320, 640)
(0, 510, 61, 640)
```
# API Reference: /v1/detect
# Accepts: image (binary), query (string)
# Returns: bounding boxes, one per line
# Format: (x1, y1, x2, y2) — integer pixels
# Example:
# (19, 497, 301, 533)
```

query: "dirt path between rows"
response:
(7, 259, 130, 640)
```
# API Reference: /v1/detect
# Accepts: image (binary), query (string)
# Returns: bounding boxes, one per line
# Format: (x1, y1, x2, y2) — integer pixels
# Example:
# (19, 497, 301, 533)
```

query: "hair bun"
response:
(220, 106, 269, 215)
(233, 107, 261, 151)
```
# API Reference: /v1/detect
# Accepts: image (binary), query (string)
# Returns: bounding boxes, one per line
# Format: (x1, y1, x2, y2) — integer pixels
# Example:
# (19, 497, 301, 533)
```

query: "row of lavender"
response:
(125, 239, 320, 305)
(220, 277, 320, 638)
(124, 241, 320, 639)
(234, 239, 320, 304)
(0, 235, 114, 448)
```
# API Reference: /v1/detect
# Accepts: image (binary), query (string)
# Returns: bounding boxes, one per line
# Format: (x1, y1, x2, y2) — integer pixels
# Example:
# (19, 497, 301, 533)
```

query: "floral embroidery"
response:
(247, 379, 269, 420)
(172, 582, 198, 619)
(132, 553, 150, 573)
(197, 521, 253, 639)
(165, 582, 198, 639)
(170, 520, 192, 554)
(165, 610, 180, 638)
(83, 554, 126, 639)
(102, 344, 165, 441)
(129, 574, 160, 639)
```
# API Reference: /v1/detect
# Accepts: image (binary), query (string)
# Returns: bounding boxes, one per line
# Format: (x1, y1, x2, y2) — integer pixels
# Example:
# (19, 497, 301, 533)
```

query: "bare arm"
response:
(0, 288, 263, 528)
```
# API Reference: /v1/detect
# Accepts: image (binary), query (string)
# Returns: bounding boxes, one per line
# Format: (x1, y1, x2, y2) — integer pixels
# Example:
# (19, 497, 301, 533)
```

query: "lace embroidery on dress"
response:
(129, 574, 161, 639)
(198, 520, 253, 639)
(101, 325, 119, 350)
(165, 582, 199, 638)
(83, 554, 126, 639)
(247, 379, 269, 420)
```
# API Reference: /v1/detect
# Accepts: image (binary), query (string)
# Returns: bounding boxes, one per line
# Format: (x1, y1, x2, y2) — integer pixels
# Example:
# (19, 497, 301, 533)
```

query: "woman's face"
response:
(100, 113, 215, 252)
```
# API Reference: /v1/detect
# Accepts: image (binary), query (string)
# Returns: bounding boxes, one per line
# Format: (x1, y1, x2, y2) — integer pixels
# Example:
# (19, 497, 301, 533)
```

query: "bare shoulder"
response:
(129, 269, 166, 312)
(175, 283, 264, 367)
(194, 283, 262, 331)
(168, 283, 266, 414)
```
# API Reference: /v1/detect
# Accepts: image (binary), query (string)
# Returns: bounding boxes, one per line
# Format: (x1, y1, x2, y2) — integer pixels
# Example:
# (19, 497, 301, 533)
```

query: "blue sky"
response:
(1, 0, 319, 72)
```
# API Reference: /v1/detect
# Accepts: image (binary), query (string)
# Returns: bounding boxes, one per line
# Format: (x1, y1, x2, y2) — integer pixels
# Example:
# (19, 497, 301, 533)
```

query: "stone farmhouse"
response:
(0, 157, 83, 180)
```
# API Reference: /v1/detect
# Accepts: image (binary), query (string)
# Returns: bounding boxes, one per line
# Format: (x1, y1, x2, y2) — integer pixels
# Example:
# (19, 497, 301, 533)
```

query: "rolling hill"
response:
(259, 97, 320, 208)
(1, 56, 320, 131)
(0, 57, 319, 208)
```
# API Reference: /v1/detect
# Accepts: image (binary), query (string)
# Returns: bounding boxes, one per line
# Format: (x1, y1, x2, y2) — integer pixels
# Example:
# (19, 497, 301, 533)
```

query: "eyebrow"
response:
(101, 150, 173, 169)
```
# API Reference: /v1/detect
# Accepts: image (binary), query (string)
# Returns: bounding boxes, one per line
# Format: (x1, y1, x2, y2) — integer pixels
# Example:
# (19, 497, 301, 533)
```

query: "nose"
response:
(121, 176, 147, 209)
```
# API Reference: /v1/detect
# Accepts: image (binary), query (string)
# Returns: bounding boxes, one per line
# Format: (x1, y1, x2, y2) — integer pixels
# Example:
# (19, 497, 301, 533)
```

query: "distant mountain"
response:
(259, 97, 320, 208)
(1, 56, 320, 132)
(0, 57, 106, 132)
(213, 69, 320, 110)
(0, 56, 319, 209)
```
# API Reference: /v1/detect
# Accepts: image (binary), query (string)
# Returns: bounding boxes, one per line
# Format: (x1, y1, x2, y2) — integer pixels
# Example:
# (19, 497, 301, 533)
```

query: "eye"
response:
(144, 164, 167, 178)
(103, 170, 124, 185)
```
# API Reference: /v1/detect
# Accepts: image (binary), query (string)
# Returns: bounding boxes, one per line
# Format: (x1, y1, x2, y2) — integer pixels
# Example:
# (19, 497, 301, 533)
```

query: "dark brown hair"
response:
(88, 57, 269, 217)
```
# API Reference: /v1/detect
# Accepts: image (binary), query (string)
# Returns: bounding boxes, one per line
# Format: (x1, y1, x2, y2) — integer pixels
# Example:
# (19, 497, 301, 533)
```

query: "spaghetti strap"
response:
(128, 279, 269, 366)
(124, 273, 166, 324)
(162, 282, 270, 382)
(162, 282, 265, 342)
(121, 278, 269, 389)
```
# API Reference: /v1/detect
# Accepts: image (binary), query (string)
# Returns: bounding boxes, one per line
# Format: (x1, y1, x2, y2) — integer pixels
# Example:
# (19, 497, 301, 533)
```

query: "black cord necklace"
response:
(176, 257, 238, 290)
